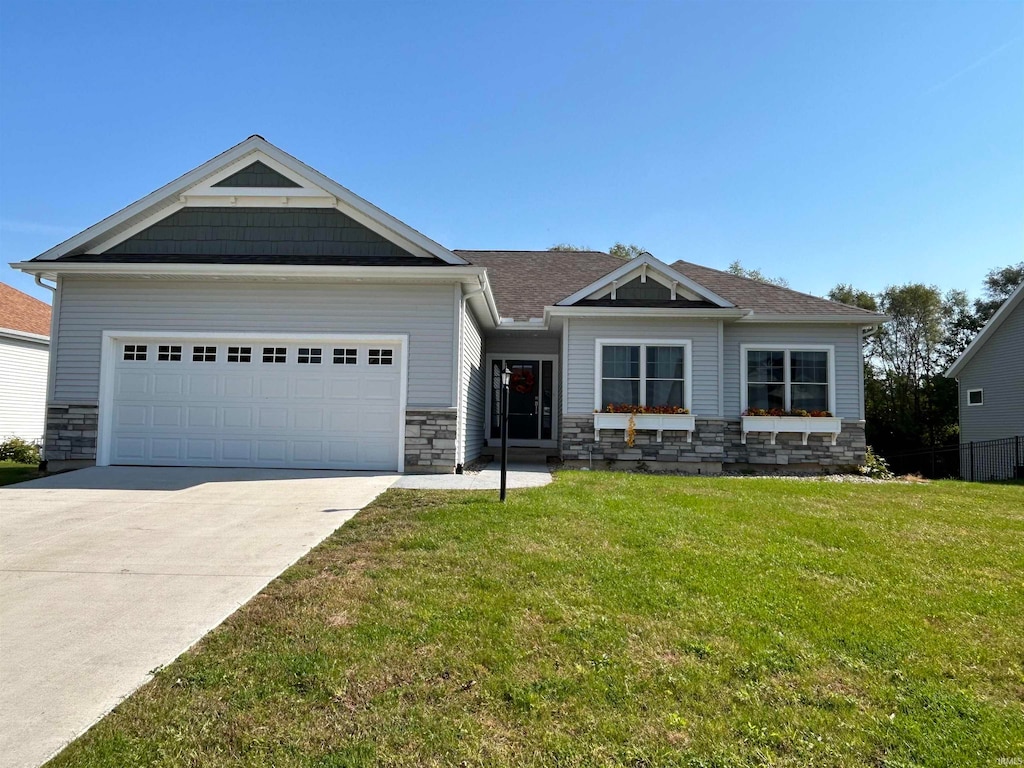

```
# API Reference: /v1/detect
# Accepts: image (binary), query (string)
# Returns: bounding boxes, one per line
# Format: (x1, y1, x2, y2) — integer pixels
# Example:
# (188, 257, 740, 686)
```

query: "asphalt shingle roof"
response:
(457, 250, 881, 320)
(455, 250, 626, 321)
(0, 283, 52, 337)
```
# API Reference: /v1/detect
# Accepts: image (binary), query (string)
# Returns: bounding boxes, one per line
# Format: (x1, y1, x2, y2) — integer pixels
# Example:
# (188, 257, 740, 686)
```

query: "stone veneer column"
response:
(404, 408, 459, 473)
(44, 404, 99, 470)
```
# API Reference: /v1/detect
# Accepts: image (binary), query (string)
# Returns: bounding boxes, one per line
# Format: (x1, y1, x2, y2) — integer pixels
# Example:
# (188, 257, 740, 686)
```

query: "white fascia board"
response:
(31, 136, 467, 266)
(10, 261, 487, 283)
(0, 328, 49, 344)
(946, 281, 1024, 378)
(546, 306, 750, 321)
(736, 313, 890, 324)
(555, 253, 735, 308)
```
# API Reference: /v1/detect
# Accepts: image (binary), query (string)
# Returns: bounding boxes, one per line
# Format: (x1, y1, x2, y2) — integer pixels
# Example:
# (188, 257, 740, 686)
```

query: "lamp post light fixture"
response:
(500, 366, 512, 502)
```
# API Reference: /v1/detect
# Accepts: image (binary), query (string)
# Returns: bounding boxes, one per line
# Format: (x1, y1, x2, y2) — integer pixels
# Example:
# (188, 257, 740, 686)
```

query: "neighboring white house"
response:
(0, 282, 52, 443)
(12, 136, 887, 473)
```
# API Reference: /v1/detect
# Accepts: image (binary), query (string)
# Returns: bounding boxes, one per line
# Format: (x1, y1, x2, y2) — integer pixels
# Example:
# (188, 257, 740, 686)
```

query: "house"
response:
(0, 282, 52, 443)
(12, 136, 886, 474)
(945, 280, 1024, 479)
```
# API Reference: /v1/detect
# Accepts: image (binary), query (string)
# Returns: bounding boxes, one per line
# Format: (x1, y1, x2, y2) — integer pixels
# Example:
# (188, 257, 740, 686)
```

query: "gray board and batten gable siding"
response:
(51, 279, 458, 408)
(956, 298, 1024, 442)
(95, 208, 428, 261)
(212, 161, 302, 188)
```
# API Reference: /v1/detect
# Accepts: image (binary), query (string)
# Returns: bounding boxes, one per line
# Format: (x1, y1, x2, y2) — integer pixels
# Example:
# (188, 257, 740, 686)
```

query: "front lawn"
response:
(50, 474, 1023, 767)
(0, 460, 41, 486)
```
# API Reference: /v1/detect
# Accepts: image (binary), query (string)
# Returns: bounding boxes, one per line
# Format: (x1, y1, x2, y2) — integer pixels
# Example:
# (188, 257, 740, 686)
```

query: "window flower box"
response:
(740, 415, 843, 446)
(594, 412, 696, 443)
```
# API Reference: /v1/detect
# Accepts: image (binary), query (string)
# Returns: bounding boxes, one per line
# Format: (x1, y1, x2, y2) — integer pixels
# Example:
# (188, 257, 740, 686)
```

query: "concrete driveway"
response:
(0, 466, 396, 768)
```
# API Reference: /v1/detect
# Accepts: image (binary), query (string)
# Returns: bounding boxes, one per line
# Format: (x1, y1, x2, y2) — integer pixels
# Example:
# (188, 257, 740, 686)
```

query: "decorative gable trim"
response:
(556, 252, 735, 308)
(31, 136, 467, 265)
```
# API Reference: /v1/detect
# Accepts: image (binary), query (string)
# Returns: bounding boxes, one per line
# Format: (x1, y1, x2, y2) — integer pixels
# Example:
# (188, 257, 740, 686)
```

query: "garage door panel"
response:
(115, 405, 148, 428)
(108, 338, 403, 470)
(152, 406, 182, 427)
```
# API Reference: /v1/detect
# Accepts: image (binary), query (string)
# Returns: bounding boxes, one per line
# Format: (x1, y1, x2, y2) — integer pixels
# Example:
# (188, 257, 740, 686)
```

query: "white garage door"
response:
(104, 337, 403, 470)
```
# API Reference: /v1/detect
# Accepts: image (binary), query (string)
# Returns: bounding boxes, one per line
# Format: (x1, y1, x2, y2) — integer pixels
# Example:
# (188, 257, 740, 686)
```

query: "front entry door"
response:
(490, 359, 554, 442)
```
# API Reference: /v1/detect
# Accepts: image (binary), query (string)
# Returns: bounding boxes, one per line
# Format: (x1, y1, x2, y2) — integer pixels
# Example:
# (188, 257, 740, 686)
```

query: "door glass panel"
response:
(541, 360, 553, 440)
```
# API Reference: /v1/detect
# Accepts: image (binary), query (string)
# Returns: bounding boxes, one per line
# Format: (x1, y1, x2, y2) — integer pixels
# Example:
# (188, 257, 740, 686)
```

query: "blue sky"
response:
(1, 0, 1020, 304)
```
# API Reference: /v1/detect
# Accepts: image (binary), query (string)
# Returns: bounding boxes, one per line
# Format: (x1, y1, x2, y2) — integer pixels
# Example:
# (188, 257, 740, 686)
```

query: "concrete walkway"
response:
(0, 466, 396, 768)
(393, 462, 553, 490)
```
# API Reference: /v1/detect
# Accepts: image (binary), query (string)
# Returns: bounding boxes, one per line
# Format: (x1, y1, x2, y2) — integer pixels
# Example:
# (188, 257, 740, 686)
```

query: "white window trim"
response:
(967, 388, 984, 406)
(740, 344, 836, 415)
(594, 339, 693, 412)
(97, 331, 409, 472)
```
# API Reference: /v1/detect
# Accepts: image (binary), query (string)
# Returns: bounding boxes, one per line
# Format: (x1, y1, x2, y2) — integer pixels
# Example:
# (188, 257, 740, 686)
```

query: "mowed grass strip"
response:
(49, 474, 1024, 768)
(0, 460, 41, 487)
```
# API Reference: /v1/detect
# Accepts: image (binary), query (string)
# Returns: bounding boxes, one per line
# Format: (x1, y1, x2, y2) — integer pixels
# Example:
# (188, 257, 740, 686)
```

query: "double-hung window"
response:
(744, 347, 831, 412)
(599, 341, 687, 410)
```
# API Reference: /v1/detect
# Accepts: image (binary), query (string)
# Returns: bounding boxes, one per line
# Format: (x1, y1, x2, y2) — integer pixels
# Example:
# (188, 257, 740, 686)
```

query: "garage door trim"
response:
(97, 330, 409, 471)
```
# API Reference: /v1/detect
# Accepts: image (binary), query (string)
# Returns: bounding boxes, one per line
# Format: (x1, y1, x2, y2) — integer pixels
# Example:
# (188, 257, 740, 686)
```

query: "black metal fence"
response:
(883, 436, 1024, 481)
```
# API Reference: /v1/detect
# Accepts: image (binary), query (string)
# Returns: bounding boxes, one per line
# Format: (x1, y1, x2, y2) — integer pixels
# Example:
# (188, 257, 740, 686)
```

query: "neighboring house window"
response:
(744, 348, 831, 412)
(157, 345, 182, 362)
(297, 347, 322, 364)
(333, 348, 357, 364)
(967, 388, 984, 406)
(227, 346, 252, 363)
(123, 344, 147, 361)
(192, 345, 217, 363)
(599, 342, 687, 409)
(369, 349, 393, 365)
(262, 347, 287, 363)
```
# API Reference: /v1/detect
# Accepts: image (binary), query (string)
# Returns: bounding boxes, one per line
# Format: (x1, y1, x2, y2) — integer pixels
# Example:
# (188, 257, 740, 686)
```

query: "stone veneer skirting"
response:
(404, 408, 458, 473)
(44, 404, 100, 468)
(561, 415, 866, 473)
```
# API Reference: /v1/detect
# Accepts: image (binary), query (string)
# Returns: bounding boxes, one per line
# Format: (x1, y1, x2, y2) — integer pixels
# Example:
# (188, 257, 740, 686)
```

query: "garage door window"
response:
(123, 344, 147, 361)
(263, 347, 287, 363)
(157, 345, 182, 362)
(369, 349, 393, 365)
(192, 345, 217, 363)
(227, 346, 252, 363)
(334, 348, 357, 364)
(298, 347, 322, 364)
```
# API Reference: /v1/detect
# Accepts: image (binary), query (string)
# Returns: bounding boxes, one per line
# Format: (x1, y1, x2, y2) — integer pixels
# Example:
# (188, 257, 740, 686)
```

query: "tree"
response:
(726, 260, 789, 288)
(548, 243, 589, 252)
(608, 242, 646, 260)
(974, 262, 1024, 323)
(828, 284, 878, 312)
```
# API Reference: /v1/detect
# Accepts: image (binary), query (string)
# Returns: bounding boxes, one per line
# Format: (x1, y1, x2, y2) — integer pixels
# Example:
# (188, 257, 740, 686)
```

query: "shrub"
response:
(0, 437, 41, 464)
(859, 445, 894, 480)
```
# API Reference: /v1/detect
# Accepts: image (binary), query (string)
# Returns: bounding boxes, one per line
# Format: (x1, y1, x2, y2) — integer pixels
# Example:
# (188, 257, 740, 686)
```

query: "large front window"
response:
(746, 348, 830, 412)
(600, 343, 686, 410)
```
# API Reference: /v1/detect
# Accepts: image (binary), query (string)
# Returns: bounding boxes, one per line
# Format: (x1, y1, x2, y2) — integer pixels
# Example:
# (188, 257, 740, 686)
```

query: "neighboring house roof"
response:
(671, 260, 881, 318)
(0, 283, 51, 338)
(456, 250, 625, 321)
(946, 280, 1024, 378)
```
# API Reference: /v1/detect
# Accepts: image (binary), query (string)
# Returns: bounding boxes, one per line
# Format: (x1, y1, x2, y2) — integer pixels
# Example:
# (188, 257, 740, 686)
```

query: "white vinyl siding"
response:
(957, 299, 1024, 442)
(52, 279, 457, 408)
(566, 318, 720, 416)
(725, 324, 862, 419)
(0, 337, 49, 442)
(460, 306, 486, 463)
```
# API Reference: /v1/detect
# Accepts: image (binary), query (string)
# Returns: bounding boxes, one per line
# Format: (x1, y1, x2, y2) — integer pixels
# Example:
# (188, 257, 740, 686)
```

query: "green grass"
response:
(0, 460, 41, 486)
(49, 473, 1023, 767)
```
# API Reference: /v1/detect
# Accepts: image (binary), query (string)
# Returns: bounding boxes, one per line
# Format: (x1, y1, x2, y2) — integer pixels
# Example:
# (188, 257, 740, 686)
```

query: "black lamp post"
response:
(500, 366, 511, 502)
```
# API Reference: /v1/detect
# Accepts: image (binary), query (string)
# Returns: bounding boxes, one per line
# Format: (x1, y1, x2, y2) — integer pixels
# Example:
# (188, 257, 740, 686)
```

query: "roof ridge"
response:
(671, 259, 878, 315)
